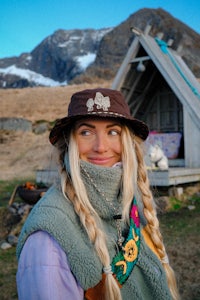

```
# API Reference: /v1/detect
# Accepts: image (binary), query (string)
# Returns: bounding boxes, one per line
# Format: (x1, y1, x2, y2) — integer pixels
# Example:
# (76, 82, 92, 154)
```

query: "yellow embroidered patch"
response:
(115, 261, 127, 274)
(123, 239, 138, 262)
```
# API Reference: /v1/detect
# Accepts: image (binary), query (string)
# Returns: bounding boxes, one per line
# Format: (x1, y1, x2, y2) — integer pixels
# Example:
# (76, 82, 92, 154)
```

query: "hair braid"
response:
(55, 134, 122, 300)
(134, 140, 180, 300)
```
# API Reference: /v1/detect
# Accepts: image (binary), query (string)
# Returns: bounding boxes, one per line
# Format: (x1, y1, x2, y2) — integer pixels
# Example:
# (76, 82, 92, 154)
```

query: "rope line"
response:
(155, 37, 200, 99)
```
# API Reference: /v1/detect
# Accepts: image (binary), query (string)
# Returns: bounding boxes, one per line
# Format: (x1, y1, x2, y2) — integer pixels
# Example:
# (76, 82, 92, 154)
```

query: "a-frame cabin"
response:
(112, 26, 200, 186)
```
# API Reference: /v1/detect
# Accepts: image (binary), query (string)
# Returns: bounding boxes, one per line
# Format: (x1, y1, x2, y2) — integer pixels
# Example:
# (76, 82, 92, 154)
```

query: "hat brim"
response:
(49, 113, 149, 145)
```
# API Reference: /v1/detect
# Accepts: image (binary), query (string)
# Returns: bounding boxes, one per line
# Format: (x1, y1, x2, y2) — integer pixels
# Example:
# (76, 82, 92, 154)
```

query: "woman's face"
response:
(74, 118, 122, 167)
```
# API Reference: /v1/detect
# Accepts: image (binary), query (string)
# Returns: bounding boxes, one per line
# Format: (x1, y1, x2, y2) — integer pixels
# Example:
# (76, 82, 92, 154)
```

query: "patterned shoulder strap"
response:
(111, 198, 140, 285)
(85, 198, 140, 299)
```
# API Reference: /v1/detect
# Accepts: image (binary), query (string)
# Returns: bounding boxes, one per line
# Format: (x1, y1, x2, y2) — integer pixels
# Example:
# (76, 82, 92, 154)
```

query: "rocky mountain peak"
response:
(77, 8, 200, 83)
(0, 8, 199, 88)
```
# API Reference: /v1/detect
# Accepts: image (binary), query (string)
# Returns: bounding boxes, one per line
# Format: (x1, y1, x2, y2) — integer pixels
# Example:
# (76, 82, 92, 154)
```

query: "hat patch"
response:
(86, 92, 111, 112)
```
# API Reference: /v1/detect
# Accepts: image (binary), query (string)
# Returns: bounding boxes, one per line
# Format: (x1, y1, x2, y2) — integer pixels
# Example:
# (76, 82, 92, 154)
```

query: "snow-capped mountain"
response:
(0, 8, 200, 88)
(0, 28, 112, 88)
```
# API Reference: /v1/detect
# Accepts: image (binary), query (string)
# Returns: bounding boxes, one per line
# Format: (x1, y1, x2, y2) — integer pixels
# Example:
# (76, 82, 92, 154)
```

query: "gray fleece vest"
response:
(17, 161, 172, 299)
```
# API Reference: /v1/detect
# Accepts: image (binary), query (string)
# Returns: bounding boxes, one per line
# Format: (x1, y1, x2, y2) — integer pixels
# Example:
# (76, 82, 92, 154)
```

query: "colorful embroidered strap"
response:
(111, 198, 140, 285)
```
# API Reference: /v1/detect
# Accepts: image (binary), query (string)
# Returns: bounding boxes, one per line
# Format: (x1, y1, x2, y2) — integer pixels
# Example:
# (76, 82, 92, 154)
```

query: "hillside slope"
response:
(0, 82, 110, 180)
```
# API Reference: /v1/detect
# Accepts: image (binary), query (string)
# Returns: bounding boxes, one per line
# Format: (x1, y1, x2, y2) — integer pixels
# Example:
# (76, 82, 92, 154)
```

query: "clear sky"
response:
(0, 0, 199, 59)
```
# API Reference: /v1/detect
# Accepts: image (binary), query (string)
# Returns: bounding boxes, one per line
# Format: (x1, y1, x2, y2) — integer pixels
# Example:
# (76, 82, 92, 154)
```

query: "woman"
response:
(16, 88, 179, 300)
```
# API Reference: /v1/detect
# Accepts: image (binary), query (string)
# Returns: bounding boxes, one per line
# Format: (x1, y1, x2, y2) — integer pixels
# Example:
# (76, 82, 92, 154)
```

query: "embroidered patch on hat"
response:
(86, 92, 111, 112)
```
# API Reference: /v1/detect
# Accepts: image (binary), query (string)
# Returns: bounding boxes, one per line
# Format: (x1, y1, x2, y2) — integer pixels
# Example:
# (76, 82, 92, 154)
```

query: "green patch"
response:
(0, 247, 17, 262)
(188, 194, 200, 204)
(168, 197, 185, 210)
(159, 201, 200, 239)
(168, 193, 200, 212)
(0, 247, 18, 299)
(34, 119, 49, 124)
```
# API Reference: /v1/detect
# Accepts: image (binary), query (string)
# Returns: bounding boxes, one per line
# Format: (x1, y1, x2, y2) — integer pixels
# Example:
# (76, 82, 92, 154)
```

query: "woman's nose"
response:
(93, 135, 108, 152)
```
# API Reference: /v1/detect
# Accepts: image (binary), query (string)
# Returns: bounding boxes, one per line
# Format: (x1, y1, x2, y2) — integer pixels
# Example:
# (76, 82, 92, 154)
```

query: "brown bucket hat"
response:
(49, 88, 149, 145)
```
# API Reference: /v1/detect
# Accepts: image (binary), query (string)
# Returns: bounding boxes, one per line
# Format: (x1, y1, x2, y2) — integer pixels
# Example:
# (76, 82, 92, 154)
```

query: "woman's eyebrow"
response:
(106, 123, 121, 128)
(76, 123, 95, 129)
(76, 122, 121, 129)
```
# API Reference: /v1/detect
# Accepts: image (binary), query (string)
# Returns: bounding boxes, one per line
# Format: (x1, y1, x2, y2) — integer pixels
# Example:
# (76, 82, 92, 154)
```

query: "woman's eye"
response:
(80, 130, 91, 136)
(109, 129, 121, 136)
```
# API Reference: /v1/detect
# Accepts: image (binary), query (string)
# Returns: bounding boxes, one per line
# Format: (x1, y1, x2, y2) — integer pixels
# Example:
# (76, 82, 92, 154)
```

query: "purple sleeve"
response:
(16, 230, 84, 300)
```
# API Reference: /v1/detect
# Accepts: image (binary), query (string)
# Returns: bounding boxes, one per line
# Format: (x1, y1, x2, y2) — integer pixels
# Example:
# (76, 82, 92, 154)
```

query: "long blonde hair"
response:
(55, 124, 179, 300)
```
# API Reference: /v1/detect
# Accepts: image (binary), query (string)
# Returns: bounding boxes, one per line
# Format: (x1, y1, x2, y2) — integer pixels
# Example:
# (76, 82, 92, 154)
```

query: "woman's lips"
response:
(88, 157, 112, 165)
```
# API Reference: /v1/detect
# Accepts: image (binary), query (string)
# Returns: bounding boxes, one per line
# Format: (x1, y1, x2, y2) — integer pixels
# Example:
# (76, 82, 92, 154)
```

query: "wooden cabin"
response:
(112, 26, 200, 186)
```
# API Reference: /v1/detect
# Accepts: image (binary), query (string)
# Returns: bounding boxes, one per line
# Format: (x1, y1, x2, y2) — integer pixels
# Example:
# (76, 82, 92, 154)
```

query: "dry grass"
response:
(0, 83, 111, 122)
(0, 82, 111, 181)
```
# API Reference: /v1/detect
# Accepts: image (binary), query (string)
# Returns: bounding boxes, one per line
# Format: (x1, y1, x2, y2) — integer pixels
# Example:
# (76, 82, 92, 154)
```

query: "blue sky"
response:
(0, 0, 199, 59)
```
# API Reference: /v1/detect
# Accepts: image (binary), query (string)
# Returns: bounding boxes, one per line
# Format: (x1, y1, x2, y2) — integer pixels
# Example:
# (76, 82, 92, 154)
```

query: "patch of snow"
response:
(58, 36, 81, 48)
(91, 28, 113, 42)
(0, 65, 66, 86)
(58, 28, 112, 48)
(75, 53, 96, 70)
(26, 55, 32, 61)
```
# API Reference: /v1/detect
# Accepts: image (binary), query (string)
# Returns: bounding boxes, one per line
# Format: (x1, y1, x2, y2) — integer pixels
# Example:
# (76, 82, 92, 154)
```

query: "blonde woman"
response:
(16, 88, 179, 300)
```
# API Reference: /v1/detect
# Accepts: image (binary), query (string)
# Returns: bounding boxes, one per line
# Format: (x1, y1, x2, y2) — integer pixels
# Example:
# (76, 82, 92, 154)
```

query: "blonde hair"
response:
(55, 125, 179, 300)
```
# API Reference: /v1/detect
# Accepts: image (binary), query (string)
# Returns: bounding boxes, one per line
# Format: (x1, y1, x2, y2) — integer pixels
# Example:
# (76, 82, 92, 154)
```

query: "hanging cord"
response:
(155, 37, 200, 99)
